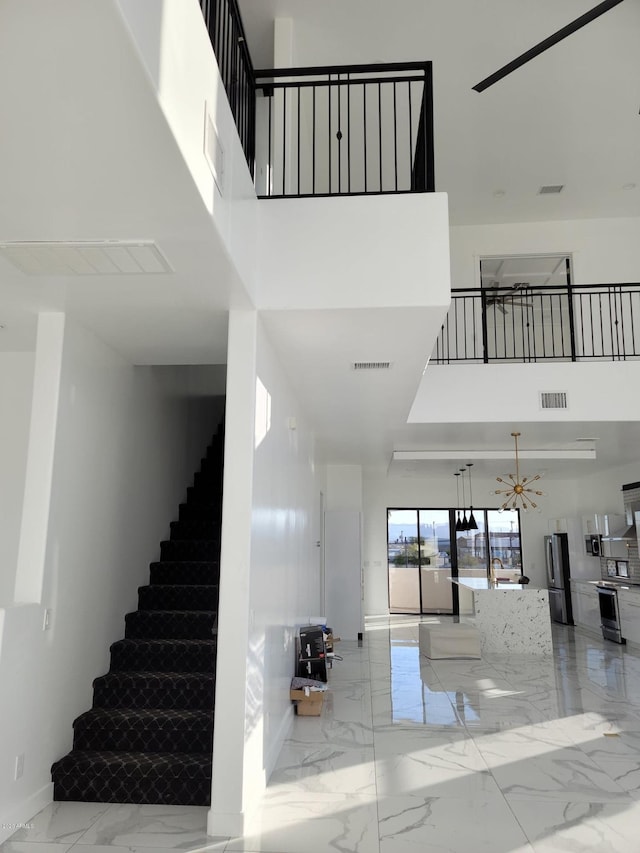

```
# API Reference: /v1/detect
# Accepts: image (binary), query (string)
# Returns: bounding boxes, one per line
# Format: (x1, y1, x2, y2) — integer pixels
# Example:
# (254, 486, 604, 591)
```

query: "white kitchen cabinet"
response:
(618, 592, 640, 646)
(571, 582, 601, 634)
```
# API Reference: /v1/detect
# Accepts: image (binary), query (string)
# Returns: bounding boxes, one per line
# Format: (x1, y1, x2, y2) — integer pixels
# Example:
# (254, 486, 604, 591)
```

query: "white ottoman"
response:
(419, 622, 481, 659)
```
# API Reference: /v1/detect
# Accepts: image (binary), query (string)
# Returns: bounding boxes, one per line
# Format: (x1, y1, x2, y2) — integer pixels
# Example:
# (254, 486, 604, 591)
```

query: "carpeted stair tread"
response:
(72, 708, 213, 753)
(93, 671, 215, 710)
(193, 471, 223, 492)
(178, 502, 222, 522)
(149, 561, 219, 585)
(110, 638, 216, 673)
(138, 584, 218, 611)
(124, 610, 217, 640)
(170, 520, 221, 540)
(52, 750, 211, 805)
(186, 485, 222, 504)
(160, 539, 219, 561)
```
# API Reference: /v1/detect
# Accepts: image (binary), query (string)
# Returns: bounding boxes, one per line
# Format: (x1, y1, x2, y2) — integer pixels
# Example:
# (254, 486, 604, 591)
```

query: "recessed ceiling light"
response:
(622, 182, 637, 191)
(575, 437, 600, 442)
(493, 190, 506, 197)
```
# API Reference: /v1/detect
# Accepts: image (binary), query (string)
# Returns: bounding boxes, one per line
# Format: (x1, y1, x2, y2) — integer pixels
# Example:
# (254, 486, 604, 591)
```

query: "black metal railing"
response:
(198, 5, 436, 198)
(253, 62, 434, 198)
(200, 0, 256, 175)
(433, 284, 640, 364)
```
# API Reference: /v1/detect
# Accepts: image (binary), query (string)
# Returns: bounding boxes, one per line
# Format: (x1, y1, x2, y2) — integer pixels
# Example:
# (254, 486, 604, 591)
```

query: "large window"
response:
(387, 507, 522, 614)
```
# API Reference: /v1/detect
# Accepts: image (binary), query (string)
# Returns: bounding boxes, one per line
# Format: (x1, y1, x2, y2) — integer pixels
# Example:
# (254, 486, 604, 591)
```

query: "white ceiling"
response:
(237, 0, 640, 225)
(1, 0, 639, 481)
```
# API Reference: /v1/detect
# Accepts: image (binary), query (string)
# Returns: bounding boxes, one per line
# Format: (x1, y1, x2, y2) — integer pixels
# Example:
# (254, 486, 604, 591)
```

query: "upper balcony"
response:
(432, 283, 640, 366)
(199, 0, 435, 200)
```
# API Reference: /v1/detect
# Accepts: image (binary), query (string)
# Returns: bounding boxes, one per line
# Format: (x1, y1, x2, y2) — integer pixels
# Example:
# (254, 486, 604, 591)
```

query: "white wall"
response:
(0, 353, 34, 606)
(411, 361, 640, 424)
(116, 0, 259, 305)
(0, 316, 223, 842)
(449, 217, 640, 288)
(256, 193, 450, 311)
(209, 312, 321, 837)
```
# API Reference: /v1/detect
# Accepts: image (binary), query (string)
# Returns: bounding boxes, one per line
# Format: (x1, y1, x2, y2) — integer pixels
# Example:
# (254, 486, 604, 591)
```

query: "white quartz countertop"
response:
(450, 578, 537, 591)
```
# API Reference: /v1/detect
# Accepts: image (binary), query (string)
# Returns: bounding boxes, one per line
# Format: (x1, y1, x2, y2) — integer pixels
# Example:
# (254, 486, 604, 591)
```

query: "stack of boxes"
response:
(290, 624, 329, 716)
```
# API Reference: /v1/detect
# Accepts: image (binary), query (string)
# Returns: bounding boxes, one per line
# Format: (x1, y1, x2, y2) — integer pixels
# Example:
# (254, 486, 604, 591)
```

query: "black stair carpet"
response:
(51, 428, 224, 806)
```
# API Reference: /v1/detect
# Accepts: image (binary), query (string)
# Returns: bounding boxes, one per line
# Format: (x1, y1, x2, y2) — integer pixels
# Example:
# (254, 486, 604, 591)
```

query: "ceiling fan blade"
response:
(472, 0, 625, 93)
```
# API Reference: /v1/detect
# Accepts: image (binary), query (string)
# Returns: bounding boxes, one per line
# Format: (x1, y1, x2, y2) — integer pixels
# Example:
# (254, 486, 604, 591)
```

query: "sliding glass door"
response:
(388, 509, 453, 614)
(388, 507, 522, 614)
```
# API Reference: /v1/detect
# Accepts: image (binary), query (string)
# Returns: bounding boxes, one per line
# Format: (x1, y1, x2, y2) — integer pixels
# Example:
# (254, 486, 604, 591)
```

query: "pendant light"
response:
(459, 467, 469, 531)
(494, 432, 545, 512)
(454, 472, 463, 531)
(466, 463, 479, 530)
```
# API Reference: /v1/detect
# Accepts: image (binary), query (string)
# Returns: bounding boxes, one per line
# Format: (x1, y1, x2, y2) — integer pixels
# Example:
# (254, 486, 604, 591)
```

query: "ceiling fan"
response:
(484, 282, 534, 315)
(472, 0, 625, 92)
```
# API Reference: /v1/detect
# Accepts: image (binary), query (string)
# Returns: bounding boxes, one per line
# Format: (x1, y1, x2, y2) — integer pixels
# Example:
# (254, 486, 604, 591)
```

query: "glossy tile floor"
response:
(6, 615, 640, 852)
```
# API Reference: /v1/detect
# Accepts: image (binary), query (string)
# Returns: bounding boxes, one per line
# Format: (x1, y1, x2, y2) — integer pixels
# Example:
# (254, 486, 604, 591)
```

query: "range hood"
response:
(602, 502, 640, 541)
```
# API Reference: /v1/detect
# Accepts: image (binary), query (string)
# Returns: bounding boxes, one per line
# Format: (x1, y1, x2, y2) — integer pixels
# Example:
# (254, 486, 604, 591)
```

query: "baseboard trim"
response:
(0, 782, 53, 845)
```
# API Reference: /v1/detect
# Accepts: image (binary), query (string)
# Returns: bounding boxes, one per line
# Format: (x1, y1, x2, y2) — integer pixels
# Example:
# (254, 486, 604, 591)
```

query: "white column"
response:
(208, 309, 257, 838)
(14, 313, 65, 604)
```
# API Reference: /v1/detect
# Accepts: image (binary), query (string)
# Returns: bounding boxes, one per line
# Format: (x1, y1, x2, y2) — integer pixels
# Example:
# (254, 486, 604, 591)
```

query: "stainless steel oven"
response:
(596, 584, 626, 644)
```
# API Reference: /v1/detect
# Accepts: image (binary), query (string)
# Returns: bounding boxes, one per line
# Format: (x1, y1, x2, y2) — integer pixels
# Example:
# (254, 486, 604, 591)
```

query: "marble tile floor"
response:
(7, 616, 640, 852)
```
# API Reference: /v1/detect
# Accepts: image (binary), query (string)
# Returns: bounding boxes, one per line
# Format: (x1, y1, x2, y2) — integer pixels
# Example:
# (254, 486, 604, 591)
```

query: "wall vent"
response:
(352, 361, 392, 370)
(538, 185, 564, 194)
(540, 391, 568, 409)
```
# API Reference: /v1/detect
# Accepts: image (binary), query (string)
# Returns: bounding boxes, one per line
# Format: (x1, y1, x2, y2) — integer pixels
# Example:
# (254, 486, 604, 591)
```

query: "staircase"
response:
(51, 428, 224, 806)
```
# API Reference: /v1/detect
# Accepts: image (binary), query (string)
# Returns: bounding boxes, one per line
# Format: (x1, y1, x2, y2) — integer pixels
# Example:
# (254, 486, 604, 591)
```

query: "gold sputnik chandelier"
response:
(494, 432, 545, 512)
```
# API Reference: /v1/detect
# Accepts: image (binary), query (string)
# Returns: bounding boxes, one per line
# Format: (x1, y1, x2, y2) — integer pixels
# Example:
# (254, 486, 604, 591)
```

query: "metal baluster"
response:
(297, 86, 301, 195)
(282, 85, 287, 196)
(408, 81, 413, 191)
(363, 82, 368, 193)
(378, 83, 383, 192)
(347, 73, 351, 194)
(393, 81, 398, 192)
(312, 85, 316, 196)
(328, 77, 332, 194)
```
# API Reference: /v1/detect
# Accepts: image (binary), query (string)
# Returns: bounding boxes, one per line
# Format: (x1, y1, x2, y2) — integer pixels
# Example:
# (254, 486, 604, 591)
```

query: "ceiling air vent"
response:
(0, 241, 173, 275)
(352, 361, 392, 370)
(538, 185, 564, 194)
(540, 391, 568, 410)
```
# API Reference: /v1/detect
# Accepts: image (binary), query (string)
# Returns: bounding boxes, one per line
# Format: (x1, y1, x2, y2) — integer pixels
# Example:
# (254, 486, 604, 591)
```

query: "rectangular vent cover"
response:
(538, 185, 564, 194)
(352, 361, 392, 370)
(0, 241, 173, 275)
(540, 391, 568, 409)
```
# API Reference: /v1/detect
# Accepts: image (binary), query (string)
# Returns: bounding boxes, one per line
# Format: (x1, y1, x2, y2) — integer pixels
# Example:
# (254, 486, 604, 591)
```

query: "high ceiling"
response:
(0, 0, 639, 481)
(237, 0, 640, 225)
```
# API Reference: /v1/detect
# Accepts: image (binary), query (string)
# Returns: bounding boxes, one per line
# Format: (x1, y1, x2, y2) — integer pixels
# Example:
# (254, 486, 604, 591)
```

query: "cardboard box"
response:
(290, 689, 324, 716)
(296, 698, 324, 716)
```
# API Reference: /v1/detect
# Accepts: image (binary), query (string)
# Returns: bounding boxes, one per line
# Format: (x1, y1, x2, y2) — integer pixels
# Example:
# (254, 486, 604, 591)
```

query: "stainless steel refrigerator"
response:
(545, 533, 574, 625)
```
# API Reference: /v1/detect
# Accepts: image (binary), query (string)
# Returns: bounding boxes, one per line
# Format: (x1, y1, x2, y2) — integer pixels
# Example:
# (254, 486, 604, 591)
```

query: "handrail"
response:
(433, 283, 640, 364)
(198, 6, 435, 198)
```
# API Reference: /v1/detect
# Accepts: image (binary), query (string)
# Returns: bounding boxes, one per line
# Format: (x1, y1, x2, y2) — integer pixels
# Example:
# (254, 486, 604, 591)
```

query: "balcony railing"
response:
(253, 62, 434, 198)
(433, 284, 640, 364)
(199, 2, 434, 197)
(200, 0, 256, 175)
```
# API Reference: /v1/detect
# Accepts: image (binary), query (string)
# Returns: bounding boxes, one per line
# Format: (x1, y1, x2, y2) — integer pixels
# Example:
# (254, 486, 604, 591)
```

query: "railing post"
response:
(480, 288, 489, 363)
(565, 264, 577, 360)
(424, 62, 435, 193)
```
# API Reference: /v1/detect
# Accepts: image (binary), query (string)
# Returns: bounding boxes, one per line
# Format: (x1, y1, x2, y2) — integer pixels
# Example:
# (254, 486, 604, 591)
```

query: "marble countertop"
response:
(451, 577, 537, 591)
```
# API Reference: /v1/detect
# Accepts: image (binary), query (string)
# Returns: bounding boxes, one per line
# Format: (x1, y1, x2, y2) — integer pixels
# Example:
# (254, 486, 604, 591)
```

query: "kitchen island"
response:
(452, 578, 552, 656)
